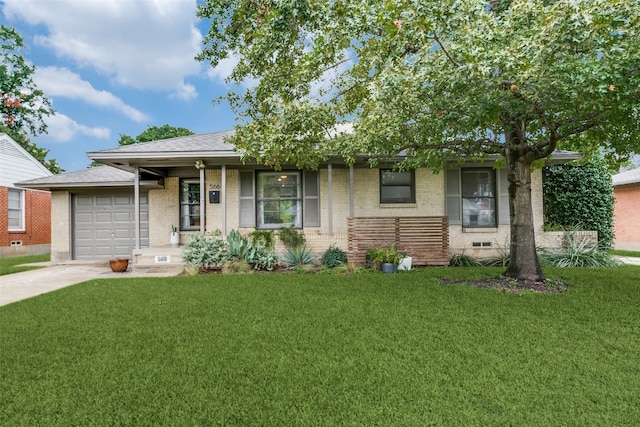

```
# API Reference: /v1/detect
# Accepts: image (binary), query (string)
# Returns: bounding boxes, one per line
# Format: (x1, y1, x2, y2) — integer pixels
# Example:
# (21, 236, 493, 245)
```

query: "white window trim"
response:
(179, 178, 201, 231)
(8, 188, 25, 231)
(256, 171, 303, 229)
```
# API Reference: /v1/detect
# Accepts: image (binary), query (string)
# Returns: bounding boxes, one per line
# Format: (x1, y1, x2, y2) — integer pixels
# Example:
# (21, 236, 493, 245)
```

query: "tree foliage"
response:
(118, 124, 195, 146)
(91, 125, 194, 167)
(198, 0, 640, 280)
(543, 160, 614, 249)
(1, 25, 61, 173)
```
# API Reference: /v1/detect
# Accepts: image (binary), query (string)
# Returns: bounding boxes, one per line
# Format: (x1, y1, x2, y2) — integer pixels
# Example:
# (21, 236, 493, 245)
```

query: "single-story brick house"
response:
(612, 167, 640, 250)
(1, 133, 52, 257)
(17, 131, 581, 267)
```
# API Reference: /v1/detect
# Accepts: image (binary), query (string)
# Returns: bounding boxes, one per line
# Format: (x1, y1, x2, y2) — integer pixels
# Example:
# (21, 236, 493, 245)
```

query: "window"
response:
(257, 172, 302, 228)
(8, 189, 24, 230)
(461, 168, 496, 227)
(240, 170, 320, 229)
(380, 169, 415, 203)
(180, 179, 201, 230)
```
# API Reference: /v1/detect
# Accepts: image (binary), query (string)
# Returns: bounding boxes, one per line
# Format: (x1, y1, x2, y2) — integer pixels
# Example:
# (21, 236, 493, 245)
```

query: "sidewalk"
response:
(0, 261, 178, 307)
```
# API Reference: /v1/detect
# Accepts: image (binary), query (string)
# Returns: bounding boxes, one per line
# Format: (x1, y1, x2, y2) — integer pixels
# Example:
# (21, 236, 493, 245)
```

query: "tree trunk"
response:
(504, 152, 545, 281)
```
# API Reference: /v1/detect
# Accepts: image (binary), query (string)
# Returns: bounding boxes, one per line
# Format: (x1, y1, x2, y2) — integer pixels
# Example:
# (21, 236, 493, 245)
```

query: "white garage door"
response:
(73, 192, 149, 260)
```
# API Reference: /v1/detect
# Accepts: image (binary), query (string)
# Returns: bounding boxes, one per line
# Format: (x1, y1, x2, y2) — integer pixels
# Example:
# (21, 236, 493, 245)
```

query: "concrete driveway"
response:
(0, 261, 178, 307)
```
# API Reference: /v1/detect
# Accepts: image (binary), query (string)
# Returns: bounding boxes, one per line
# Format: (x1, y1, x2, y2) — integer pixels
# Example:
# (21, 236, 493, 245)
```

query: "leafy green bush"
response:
(245, 245, 279, 271)
(278, 225, 306, 248)
(543, 160, 614, 249)
(321, 244, 348, 268)
(181, 231, 229, 269)
(282, 245, 315, 267)
(182, 230, 277, 272)
(248, 230, 275, 249)
(367, 244, 404, 265)
(226, 229, 278, 271)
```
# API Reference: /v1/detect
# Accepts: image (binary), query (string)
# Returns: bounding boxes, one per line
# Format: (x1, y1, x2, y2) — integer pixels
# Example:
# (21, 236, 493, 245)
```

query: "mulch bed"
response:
(439, 277, 569, 293)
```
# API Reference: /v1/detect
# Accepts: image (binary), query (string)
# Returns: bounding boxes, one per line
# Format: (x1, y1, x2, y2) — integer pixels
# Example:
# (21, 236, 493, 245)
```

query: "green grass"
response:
(611, 249, 640, 258)
(1, 266, 639, 426)
(0, 253, 50, 276)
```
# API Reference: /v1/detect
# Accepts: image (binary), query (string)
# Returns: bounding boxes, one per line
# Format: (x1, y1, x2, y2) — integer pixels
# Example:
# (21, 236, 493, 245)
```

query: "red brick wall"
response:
(613, 186, 640, 243)
(0, 186, 51, 248)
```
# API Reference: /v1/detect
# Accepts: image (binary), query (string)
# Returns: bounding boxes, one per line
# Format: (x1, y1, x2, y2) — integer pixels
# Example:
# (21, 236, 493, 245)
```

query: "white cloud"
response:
(170, 81, 198, 101)
(35, 66, 149, 122)
(3, 0, 202, 95)
(44, 113, 111, 142)
(207, 54, 260, 89)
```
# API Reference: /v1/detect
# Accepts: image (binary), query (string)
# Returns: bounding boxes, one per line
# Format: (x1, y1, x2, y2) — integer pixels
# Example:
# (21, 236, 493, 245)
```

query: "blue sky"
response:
(2, 0, 239, 171)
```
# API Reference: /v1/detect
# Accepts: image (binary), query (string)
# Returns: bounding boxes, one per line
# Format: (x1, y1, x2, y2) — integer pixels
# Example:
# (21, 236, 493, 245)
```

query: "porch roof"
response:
(14, 165, 162, 191)
(86, 131, 242, 173)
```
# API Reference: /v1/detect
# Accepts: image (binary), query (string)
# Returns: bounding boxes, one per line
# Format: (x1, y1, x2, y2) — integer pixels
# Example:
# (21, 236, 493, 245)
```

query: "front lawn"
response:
(1, 266, 639, 425)
(0, 253, 49, 276)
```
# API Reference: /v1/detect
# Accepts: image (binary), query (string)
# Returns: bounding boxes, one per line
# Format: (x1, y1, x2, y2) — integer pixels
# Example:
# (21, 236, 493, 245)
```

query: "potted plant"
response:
(368, 244, 404, 273)
(109, 257, 129, 272)
(170, 225, 179, 247)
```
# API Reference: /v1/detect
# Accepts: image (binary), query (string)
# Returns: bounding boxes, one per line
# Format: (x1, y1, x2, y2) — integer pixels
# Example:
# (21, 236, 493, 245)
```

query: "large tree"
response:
(90, 125, 194, 167)
(1, 25, 61, 173)
(197, 0, 640, 281)
(118, 124, 195, 146)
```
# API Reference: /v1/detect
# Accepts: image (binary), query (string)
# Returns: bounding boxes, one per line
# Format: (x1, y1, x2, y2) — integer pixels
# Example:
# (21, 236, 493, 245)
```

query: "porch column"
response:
(327, 163, 333, 235)
(134, 165, 140, 249)
(349, 164, 354, 217)
(221, 164, 227, 235)
(199, 166, 206, 233)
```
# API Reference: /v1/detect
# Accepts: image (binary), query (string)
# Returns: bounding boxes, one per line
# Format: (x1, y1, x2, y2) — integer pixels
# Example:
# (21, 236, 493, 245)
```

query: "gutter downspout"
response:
(328, 163, 333, 235)
(349, 164, 354, 217)
(221, 165, 227, 235)
(134, 165, 140, 249)
(200, 166, 205, 233)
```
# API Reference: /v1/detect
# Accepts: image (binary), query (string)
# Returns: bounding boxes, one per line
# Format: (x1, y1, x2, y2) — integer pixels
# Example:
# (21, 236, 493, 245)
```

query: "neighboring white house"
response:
(1, 133, 53, 256)
(17, 131, 580, 266)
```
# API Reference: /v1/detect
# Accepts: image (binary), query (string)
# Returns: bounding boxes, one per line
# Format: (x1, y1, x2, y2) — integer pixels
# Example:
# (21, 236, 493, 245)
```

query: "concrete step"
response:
(132, 246, 184, 274)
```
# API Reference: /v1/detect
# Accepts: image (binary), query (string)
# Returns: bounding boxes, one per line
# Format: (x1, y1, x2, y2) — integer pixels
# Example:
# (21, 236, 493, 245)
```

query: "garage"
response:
(73, 191, 149, 260)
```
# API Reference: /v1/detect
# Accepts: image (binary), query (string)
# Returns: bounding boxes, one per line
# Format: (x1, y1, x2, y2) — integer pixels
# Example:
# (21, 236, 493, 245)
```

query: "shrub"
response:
(222, 260, 254, 274)
(537, 232, 620, 267)
(182, 230, 277, 272)
(321, 244, 348, 268)
(282, 245, 315, 267)
(248, 230, 275, 249)
(449, 253, 482, 267)
(226, 229, 278, 271)
(181, 231, 229, 269)
(246, 245, 279, 271)
(543, 159, 614, 249)
(481, 245, 510, 267)
(367, 244, 404, 265)
(278, 225, 306, 248)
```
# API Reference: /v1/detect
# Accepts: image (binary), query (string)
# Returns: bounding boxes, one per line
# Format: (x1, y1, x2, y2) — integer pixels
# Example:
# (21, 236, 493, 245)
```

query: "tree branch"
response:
(432, 32, 461, 68)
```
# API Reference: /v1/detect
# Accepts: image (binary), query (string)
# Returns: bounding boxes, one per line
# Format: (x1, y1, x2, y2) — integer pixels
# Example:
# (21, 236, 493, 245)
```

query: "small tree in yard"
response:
(198, 0, 640, 281)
